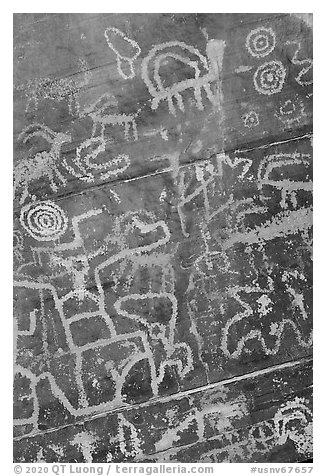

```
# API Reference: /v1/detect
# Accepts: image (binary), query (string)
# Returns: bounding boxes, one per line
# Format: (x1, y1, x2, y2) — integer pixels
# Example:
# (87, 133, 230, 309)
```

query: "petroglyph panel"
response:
(14, 359, 312, 462)
(14, 13, 312, 463)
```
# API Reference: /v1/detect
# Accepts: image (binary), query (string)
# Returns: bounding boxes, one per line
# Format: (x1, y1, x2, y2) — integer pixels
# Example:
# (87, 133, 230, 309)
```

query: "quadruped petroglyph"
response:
(14, 13, 312, 463)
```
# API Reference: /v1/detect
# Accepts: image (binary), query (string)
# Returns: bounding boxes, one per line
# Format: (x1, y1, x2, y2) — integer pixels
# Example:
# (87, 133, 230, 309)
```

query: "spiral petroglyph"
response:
(20, 201, 68, 241)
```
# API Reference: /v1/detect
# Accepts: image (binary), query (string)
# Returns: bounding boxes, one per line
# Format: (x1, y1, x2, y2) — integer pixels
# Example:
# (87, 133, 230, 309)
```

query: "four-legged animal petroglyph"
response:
(257, 153, 312, 209)
(141, 39, 225, 116)
(14, 124, 71, 204)
(15, 59, 91, 114)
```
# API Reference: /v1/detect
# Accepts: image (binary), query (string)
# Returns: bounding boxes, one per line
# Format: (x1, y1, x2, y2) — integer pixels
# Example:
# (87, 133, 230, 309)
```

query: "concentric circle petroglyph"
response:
(246, 27, 276, 58)
(20, 200, 68, 241)
(253, 61, 286, 95)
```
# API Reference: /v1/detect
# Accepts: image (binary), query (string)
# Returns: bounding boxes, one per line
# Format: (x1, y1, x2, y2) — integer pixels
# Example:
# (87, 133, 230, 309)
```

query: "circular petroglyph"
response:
(253, 61, 286, 96)
(243, 110, 260, 128)
(20, 200, 68, 241)
(246, 27, 276, 58)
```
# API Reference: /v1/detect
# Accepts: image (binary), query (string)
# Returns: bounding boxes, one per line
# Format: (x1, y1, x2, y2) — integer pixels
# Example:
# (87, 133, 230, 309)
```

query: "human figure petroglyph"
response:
(257, 153, 312, 209)
(285, 41, 313, 87)
(14, 208, 194, 431)
(141, 39, 225, 116)
(15, 59, 91, 114)
(14, 124, 71, 204)
(104, 27, 141, 80)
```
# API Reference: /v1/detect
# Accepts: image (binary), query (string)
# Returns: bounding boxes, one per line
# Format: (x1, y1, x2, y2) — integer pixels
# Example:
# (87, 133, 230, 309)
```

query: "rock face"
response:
(13, 13, 313, 463)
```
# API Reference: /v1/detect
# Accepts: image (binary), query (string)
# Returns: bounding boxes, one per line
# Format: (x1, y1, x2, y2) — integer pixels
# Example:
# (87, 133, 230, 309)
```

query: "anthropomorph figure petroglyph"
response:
(141, 39, 225, 116)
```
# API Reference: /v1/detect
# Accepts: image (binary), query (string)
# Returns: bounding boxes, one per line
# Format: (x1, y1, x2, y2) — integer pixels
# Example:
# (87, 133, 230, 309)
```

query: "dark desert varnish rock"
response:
(13, 13, 312, 463)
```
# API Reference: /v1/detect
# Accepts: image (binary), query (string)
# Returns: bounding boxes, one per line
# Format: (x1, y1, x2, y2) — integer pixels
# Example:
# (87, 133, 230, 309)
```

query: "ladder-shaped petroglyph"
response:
(14, 124, 71, 204)
(141, 39, 225, 116)
(104, 27, 141, 80)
